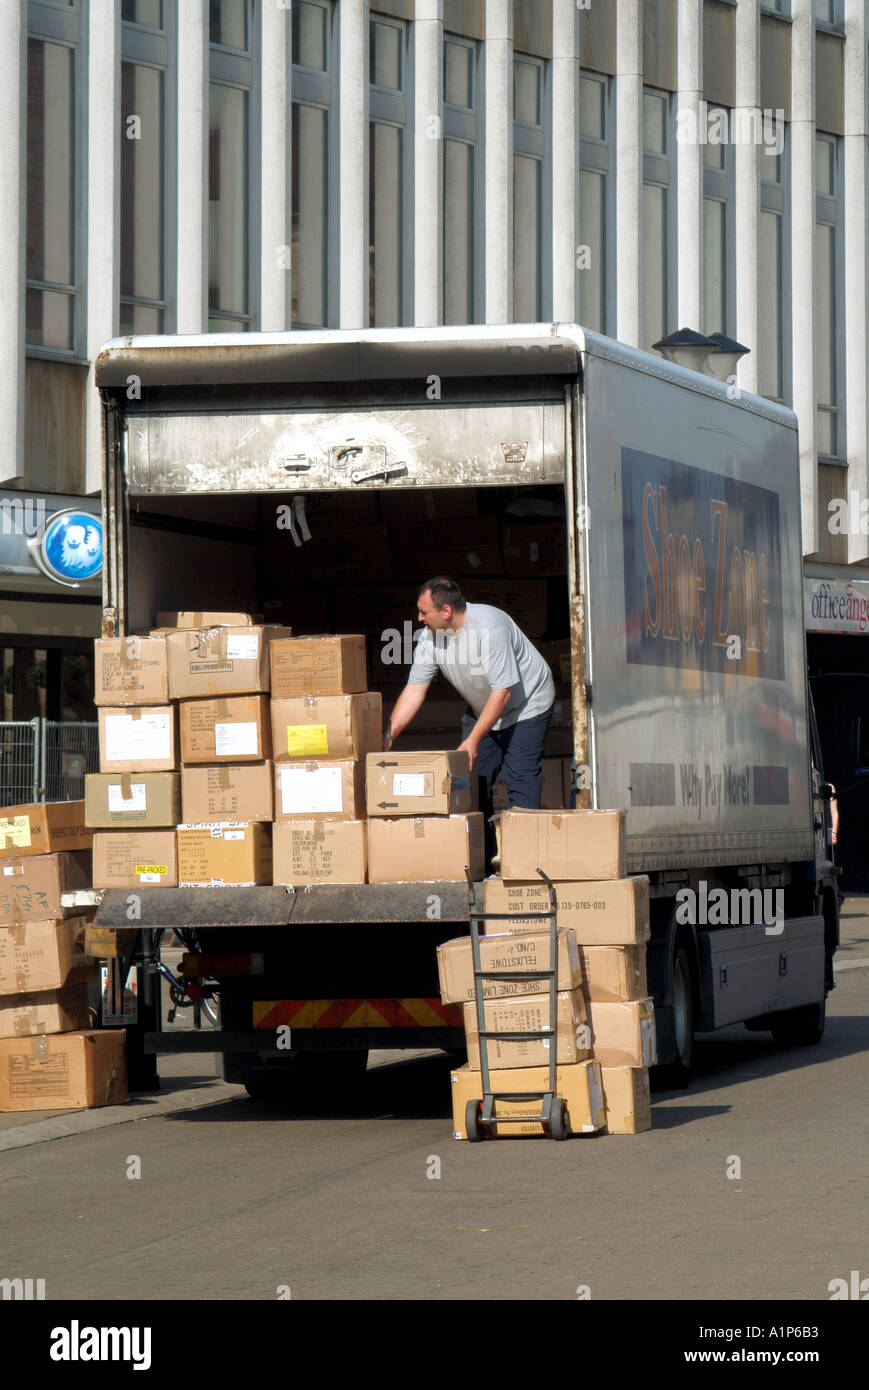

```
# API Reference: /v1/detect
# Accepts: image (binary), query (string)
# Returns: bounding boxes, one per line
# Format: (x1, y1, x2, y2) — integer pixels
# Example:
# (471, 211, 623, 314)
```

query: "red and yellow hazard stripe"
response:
(252, 998, 464, 1030)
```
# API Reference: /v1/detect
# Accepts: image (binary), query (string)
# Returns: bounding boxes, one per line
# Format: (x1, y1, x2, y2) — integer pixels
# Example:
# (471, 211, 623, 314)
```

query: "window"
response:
(579, 73, 610, 334)
(816, 133, 843, 459)
(369, 15, 410, 327)
(761, 0, 789, 13)
(292, 0, 334, 327)
(443, 36, 480, 325)
(642, 88, 674, 353)
(814, 0, 842, 27)
(702, 111, 735, 336)
(208, 0, 255, 331)
(513, 54, 548, 321)
(120, 7, 172, 334)
(26, 3, 83, 356)
(759, 118, 789, 402)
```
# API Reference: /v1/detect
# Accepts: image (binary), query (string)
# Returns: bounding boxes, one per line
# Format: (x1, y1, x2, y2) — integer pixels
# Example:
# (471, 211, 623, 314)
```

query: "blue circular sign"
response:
(41, 510, 103, 582)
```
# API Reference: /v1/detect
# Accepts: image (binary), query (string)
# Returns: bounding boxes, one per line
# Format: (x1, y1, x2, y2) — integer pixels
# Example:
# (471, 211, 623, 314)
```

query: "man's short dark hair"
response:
(418, 576, 467, 612)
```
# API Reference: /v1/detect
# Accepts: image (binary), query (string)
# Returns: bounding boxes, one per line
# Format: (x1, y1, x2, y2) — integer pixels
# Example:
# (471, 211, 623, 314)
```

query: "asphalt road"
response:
(0, 903, 866, 1302)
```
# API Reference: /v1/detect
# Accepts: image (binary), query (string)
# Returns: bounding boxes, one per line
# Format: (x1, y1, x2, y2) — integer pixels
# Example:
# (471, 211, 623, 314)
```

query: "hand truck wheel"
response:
(549, 1098, 569, 1141)
(465, 1099, 484, 1142)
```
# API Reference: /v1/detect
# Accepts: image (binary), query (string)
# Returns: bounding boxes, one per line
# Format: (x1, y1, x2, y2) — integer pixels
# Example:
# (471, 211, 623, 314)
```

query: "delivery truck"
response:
(92, 324, 838, 1095)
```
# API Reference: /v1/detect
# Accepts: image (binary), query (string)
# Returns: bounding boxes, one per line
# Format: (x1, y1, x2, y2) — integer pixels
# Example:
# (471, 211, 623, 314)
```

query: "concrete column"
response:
(484, 0, 512, 323)
(339, 0, 368, 328)
(176, 0, 208, 333)
(843, 0, 869, 563)
(85, 0, 121, 496)
(615, 0, 642, 347)
(790, 0, 817, 556)
(675, 0, 703, 333)
(260, 0, 290, 330)
(413, 0, 443, 326)
(0, 0, 25, 485)
(734, 0, 761, 396)
(551, 0, 579, 322)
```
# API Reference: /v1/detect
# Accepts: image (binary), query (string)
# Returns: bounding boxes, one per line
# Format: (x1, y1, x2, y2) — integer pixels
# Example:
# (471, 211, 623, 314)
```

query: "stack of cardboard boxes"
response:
(439, 808, 655, 1138)
(364, 751, 485, 883)
(0, 803, 127, 1111)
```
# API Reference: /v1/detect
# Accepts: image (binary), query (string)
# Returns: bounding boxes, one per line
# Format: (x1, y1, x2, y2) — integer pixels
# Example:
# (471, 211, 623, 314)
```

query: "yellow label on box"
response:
(286, 724, 329, 756)
(135, 864, 168, 875)
(0, 816, 32, 847)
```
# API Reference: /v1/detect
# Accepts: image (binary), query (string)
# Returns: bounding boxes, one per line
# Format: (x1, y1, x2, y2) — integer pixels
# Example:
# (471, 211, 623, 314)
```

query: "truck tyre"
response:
(769, 998, 825, 1047)
(651, 944, 695, 1090)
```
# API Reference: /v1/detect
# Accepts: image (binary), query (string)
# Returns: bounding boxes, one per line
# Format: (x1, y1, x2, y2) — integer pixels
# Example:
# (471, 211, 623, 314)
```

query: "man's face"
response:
(417, 590, 452, 632)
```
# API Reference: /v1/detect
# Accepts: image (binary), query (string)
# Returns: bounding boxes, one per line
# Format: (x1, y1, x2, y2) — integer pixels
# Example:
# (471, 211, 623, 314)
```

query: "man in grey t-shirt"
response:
(384, 577, 556, 861)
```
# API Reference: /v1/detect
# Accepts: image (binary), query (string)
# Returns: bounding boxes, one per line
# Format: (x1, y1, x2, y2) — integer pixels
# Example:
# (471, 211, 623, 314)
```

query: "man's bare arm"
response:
(457, 688, 513, 769)
(384, 682, 430, 747)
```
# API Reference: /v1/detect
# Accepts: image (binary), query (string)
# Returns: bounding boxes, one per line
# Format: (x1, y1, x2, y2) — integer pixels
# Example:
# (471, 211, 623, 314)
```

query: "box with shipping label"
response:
(94, 636, 169, 706)
(450, 1060, 605, 1139)
(463, 988, 590, 1070)
(0, 1028, 128, 1112)
(491, 757, 565, 813)
(366, 750, 472, 817)
(271, 692, 382, 762)
(483, 876, 649, 946)
(274, 759, 366, 821)
(269, 635, 367, 698)
(166, 624, 292, 699)
(272, 819, 367, 886)
(501, 523, 568, 577)
(497, 809, 626, 882)
(98, 706, 178, 772)
(156, 611, 254, 628)
(85, 773, 181, 829)
(0, 917, 94, 995)
(579, 945, 648, 1003)
(0, 801, 91, 857)
(367, 813, 484, 884)
(92, 830, 178, 889)
(176, 822, 272, 886)
(181, 761, 274, 823)
(0, 984, 91, 1039)
(601, 1065, 652, 1134)
(0, 852, 92, 927)
(437, 927, 582, 1004)
(589, 998, 657, 1067)
(178, 695, 271, 764)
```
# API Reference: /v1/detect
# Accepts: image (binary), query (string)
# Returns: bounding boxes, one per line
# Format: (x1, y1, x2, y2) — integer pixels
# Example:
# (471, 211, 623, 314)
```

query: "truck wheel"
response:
(769, 998, 825, 1047)
(651, 944, 695, 1090)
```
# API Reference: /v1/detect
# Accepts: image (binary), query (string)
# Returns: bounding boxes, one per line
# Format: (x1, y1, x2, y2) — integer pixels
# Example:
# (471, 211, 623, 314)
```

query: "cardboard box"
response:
(589, 998, 657, 1067)
(308, 524, 394, 582)
(94, 636, 169, 706)
(601, 1065, 652, 1134)
(534, 639, 572, 684)
(394, 542, 503, 581)
(0, 917, 94, 995)
(492, 758, 565, 813)
(272, 819, 367, 886)
(0, 852, 92, 927)
(178, 695, 270, 764)
(483, 876, 649, 946)
(544, 726, 574, 757)
(271, 692, 381, 762)
(464, 988, 590, 1070)
(270, 636, 367, 698)
(181, 762, 274, 823)
(366, 751, 472, 817)
(333, 584, 409, 637)
(367, 813, 484, 884)
(579, 945, 648, 1003)
(176, 822, 272, 886)
(274, 760, 366, 821)
(98, 705, 178, 772)
(450, 1060, 605, 1139)
(0, 1029, 127, 1111)
(0, 802, 91, 857)
(463, 579, 548, 638)
(165, 624, 292, 699)
(156, 611, 253, 628)
(92, 831, 178, 889)
(497, 809, 625, 881)
(0, 984, 91, 1039)
(502, 523, 568, 576)
(380, 490, 477, 525)
(437, 927, 582, 1004)
(85, 773, 181, 829)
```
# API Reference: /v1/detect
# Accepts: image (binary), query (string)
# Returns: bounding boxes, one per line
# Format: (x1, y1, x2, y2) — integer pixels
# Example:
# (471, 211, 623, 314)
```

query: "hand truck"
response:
(463, 867, 568, 1141)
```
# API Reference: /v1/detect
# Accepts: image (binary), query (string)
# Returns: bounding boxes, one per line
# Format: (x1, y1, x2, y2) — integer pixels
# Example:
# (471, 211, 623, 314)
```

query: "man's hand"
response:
(457, 735, 480, 770)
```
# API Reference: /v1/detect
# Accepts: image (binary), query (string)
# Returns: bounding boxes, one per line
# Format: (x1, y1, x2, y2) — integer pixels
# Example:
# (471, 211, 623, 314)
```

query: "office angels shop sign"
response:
(804, 577, 869, 634)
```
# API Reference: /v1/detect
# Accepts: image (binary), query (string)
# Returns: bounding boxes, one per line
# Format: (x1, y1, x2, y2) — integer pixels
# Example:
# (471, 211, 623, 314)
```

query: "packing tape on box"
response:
(13, 1013, 38, 1037)
(215, 767, 231, 790)
(119, 636, 142, 667)
(31, 1033, 50, 1060)
(130, 706, 143, 722)
(312, 822, 326, 843)
(413, 817, 425, 839)
(216, 699, 230, 722)
(15, 966, 29, 990)
(120, 772, 133, 801)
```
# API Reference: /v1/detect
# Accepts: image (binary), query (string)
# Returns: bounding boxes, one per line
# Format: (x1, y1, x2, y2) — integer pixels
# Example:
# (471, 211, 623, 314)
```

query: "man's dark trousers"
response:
(461, 705, 554, 871)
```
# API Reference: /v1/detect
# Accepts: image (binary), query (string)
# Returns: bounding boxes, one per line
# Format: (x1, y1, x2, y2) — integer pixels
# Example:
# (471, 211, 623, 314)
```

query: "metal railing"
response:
(0, 720, 99, 806)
